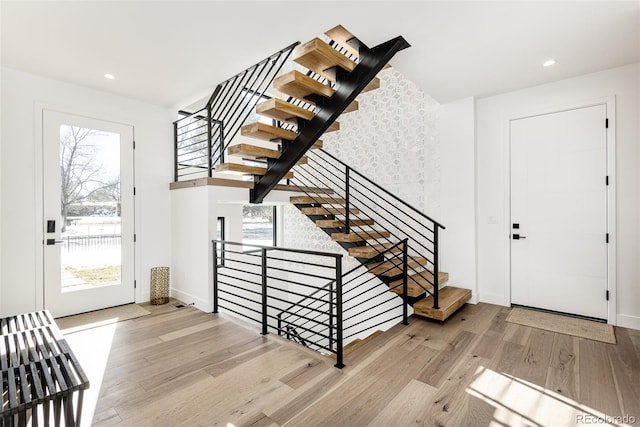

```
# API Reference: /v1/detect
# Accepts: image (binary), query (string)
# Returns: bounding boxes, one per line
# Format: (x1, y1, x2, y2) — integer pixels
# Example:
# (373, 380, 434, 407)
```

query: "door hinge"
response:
(606, 175, 609, 186)
(606, 290, 609, 301)
(605, 118, 609, 128)
(134, 280, 137, 289)
(134, 234, 137, 243)
(133, 187, 136, 196)
(606, 233, 609, 243)
(133, 140, 136, 149)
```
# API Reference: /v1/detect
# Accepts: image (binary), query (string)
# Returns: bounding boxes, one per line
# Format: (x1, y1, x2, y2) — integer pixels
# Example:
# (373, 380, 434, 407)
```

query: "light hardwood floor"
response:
(62, 301, 640, 427)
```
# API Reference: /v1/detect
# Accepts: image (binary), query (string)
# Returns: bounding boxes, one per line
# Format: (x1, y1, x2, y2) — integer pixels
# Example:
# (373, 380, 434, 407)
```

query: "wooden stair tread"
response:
(367, 257, 429, 277)
(316, 218, 374, 228)
(324, 25, 392, 70)
(362, 78, 380, 93)
(283, 185, 334, 194)
(343, 100, 359, 113)
(256, 98, 315, 122)
(348, 243, 402, 258)
(331, 230, 391, 242)
(227, 144, 280, 160)
(273, 70, 334, 102)
(293, 38, 356, 81)
(228, 144, 307, 165)
(413, 286, 472, 321)
(324, 24, 361, 57)
(241, 122, 297, 142)
(389, 272, 449, 297)
(311, 140, 323, 149)
(215, 163, 294, 179)
(300, 207, 359, 215)
(326, 121, 340, 133)
(343, 330, 384, 356)
(290, 196, 346, 205)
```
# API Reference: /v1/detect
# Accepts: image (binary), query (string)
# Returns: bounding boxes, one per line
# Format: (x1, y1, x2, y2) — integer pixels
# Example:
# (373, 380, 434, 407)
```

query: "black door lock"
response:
(513, 234, 527, 240)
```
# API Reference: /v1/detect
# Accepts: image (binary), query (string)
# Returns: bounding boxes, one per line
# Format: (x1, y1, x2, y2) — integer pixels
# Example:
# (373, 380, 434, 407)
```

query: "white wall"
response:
(0, 67, 173, 316)
(476, 63, 640, 329)
(439, 97, 477, 300)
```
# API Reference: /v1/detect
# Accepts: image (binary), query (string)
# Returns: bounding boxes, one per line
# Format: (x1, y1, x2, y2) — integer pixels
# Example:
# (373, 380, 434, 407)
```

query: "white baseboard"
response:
(479, 292, 508, 307)
(617, 314, 640, 331)
(171, 288, 211, 313)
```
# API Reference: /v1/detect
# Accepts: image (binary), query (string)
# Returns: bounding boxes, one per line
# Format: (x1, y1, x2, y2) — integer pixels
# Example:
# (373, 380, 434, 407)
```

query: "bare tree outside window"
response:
(60, 126, 120, 231)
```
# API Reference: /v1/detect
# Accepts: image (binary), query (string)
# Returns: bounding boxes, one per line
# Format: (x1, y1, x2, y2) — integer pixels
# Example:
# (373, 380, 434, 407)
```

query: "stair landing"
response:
(413, 286, 472, 321)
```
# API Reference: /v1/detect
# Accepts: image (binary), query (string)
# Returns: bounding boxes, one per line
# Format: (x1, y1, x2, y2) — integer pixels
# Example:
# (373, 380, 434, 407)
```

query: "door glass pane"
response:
(59, 125, 121, 292)
(242, 205, 275, 246)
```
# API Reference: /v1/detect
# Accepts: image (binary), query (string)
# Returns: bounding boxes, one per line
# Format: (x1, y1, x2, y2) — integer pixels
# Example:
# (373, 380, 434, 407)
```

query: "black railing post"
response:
(212, 241, 218, 313)
(329, 280, 334, 351)
(207, 106, 213, 177)
(335, 255, 344, 369)
(219, 122, 225, 165)
(402, 238, 409, 325)
(261, 248, 268, 335)
(433, 226, 440, 310)
(277, 313, 282, 336)
(173, 122, 178, 182)
(345, 167, 351, 234)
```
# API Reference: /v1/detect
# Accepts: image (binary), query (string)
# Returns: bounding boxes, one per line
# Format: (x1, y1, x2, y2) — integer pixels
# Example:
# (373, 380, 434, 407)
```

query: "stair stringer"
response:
(250, 36, 411, 203)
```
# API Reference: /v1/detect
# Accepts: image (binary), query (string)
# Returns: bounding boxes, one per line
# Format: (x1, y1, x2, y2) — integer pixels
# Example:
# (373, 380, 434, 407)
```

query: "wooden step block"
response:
(324, 24, 362, 57)
(273, 70, 334, 103)
(241, 122, 298, 142)
(300, 207, 359, 215)
(215, 163, 294, 179)
(343, 330, 384, 356)
(413, 286, 472, 321)
(290, 196, 346, 205)
(293, 38, 357, 81)
(362, 77, 380, 93)
(324, 25, 392, 69)
(348, 243, 402, 258)
(316, 218, 374, 228)
(256, 98, 315, 122)
(343, 100, 359, 113)
(331, 230, 391, 243)
(227, 144, 307, 165)
(282, 185, 334, 195)
(388, 272, 449, 298)
(326, 121, 340, 133)
(227, 144, 280, 160)
(311, 140, 323, 149)
(367, 257, 429, 277)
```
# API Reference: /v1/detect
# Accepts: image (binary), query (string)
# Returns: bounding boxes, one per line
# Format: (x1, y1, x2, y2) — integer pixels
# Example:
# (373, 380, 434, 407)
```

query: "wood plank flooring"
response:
(62, 301, 640, 426)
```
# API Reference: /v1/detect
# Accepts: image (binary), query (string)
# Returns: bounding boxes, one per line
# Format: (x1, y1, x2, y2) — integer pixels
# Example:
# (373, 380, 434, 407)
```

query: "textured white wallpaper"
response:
(283, 67, 440, 250)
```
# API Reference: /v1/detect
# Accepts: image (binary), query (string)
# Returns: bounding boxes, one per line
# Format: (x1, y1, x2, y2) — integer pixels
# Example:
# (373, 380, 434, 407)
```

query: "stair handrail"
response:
(173, 41, 300, 182)
(318, 149, 446, 231)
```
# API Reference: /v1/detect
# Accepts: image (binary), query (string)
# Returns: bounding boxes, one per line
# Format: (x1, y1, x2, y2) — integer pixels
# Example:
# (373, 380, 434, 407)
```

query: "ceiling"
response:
(2, 1, 638, 108)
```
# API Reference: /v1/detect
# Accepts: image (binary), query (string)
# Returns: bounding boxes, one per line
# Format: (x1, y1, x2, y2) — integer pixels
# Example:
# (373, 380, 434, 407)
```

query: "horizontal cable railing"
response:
(278, 240, 409, 350)
(212, 239, 346, 368)
(290, 148, 446, 309)
(173, 42, 299, 181)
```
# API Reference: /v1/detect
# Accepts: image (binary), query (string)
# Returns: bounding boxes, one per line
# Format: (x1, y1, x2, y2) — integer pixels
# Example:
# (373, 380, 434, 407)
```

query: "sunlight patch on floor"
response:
(64, 322, 117, 427)
(467, 366, 633, 427)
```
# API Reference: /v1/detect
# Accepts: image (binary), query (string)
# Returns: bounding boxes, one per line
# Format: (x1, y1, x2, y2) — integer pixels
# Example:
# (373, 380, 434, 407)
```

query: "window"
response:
(242, 205, 276, 247)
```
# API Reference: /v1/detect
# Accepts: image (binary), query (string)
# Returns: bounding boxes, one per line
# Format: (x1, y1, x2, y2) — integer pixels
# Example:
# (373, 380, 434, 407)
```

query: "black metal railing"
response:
(290, 148, 446, 310)
(173, 42, 299, 181)
(212, 240, 346, 368)
(277, 240, 408, 353)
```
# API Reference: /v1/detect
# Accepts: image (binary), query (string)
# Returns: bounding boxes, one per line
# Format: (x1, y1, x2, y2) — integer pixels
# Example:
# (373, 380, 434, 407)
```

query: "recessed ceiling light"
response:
(104, 73, 116, 80)
(543, 59, 556, 67)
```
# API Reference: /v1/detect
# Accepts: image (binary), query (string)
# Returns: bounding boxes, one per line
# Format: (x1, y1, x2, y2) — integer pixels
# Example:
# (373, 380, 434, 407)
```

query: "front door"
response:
(43, 110, 135, 317)
(510, 104, 608, 320)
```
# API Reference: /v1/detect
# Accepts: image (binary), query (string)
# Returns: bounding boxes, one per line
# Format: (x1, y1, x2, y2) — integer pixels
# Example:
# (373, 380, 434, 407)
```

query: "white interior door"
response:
(43, 110, 135, 317)
(510, 104, 608, 320)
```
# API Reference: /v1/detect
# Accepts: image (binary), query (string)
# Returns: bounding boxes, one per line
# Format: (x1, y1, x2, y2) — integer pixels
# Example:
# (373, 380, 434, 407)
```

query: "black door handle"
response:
(513, 234, 527, 240)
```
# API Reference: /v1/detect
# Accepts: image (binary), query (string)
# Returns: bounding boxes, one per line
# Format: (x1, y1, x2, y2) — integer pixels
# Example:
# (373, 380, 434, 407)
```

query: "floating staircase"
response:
(289, 192, 471, 322)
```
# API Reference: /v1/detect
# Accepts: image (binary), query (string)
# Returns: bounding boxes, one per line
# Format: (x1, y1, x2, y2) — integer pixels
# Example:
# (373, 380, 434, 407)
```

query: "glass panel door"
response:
(43, 110, 134, 317)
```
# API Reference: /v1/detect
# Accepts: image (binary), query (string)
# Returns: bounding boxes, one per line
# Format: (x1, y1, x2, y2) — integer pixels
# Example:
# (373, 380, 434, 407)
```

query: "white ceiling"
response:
(2, 1, 639, 108)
